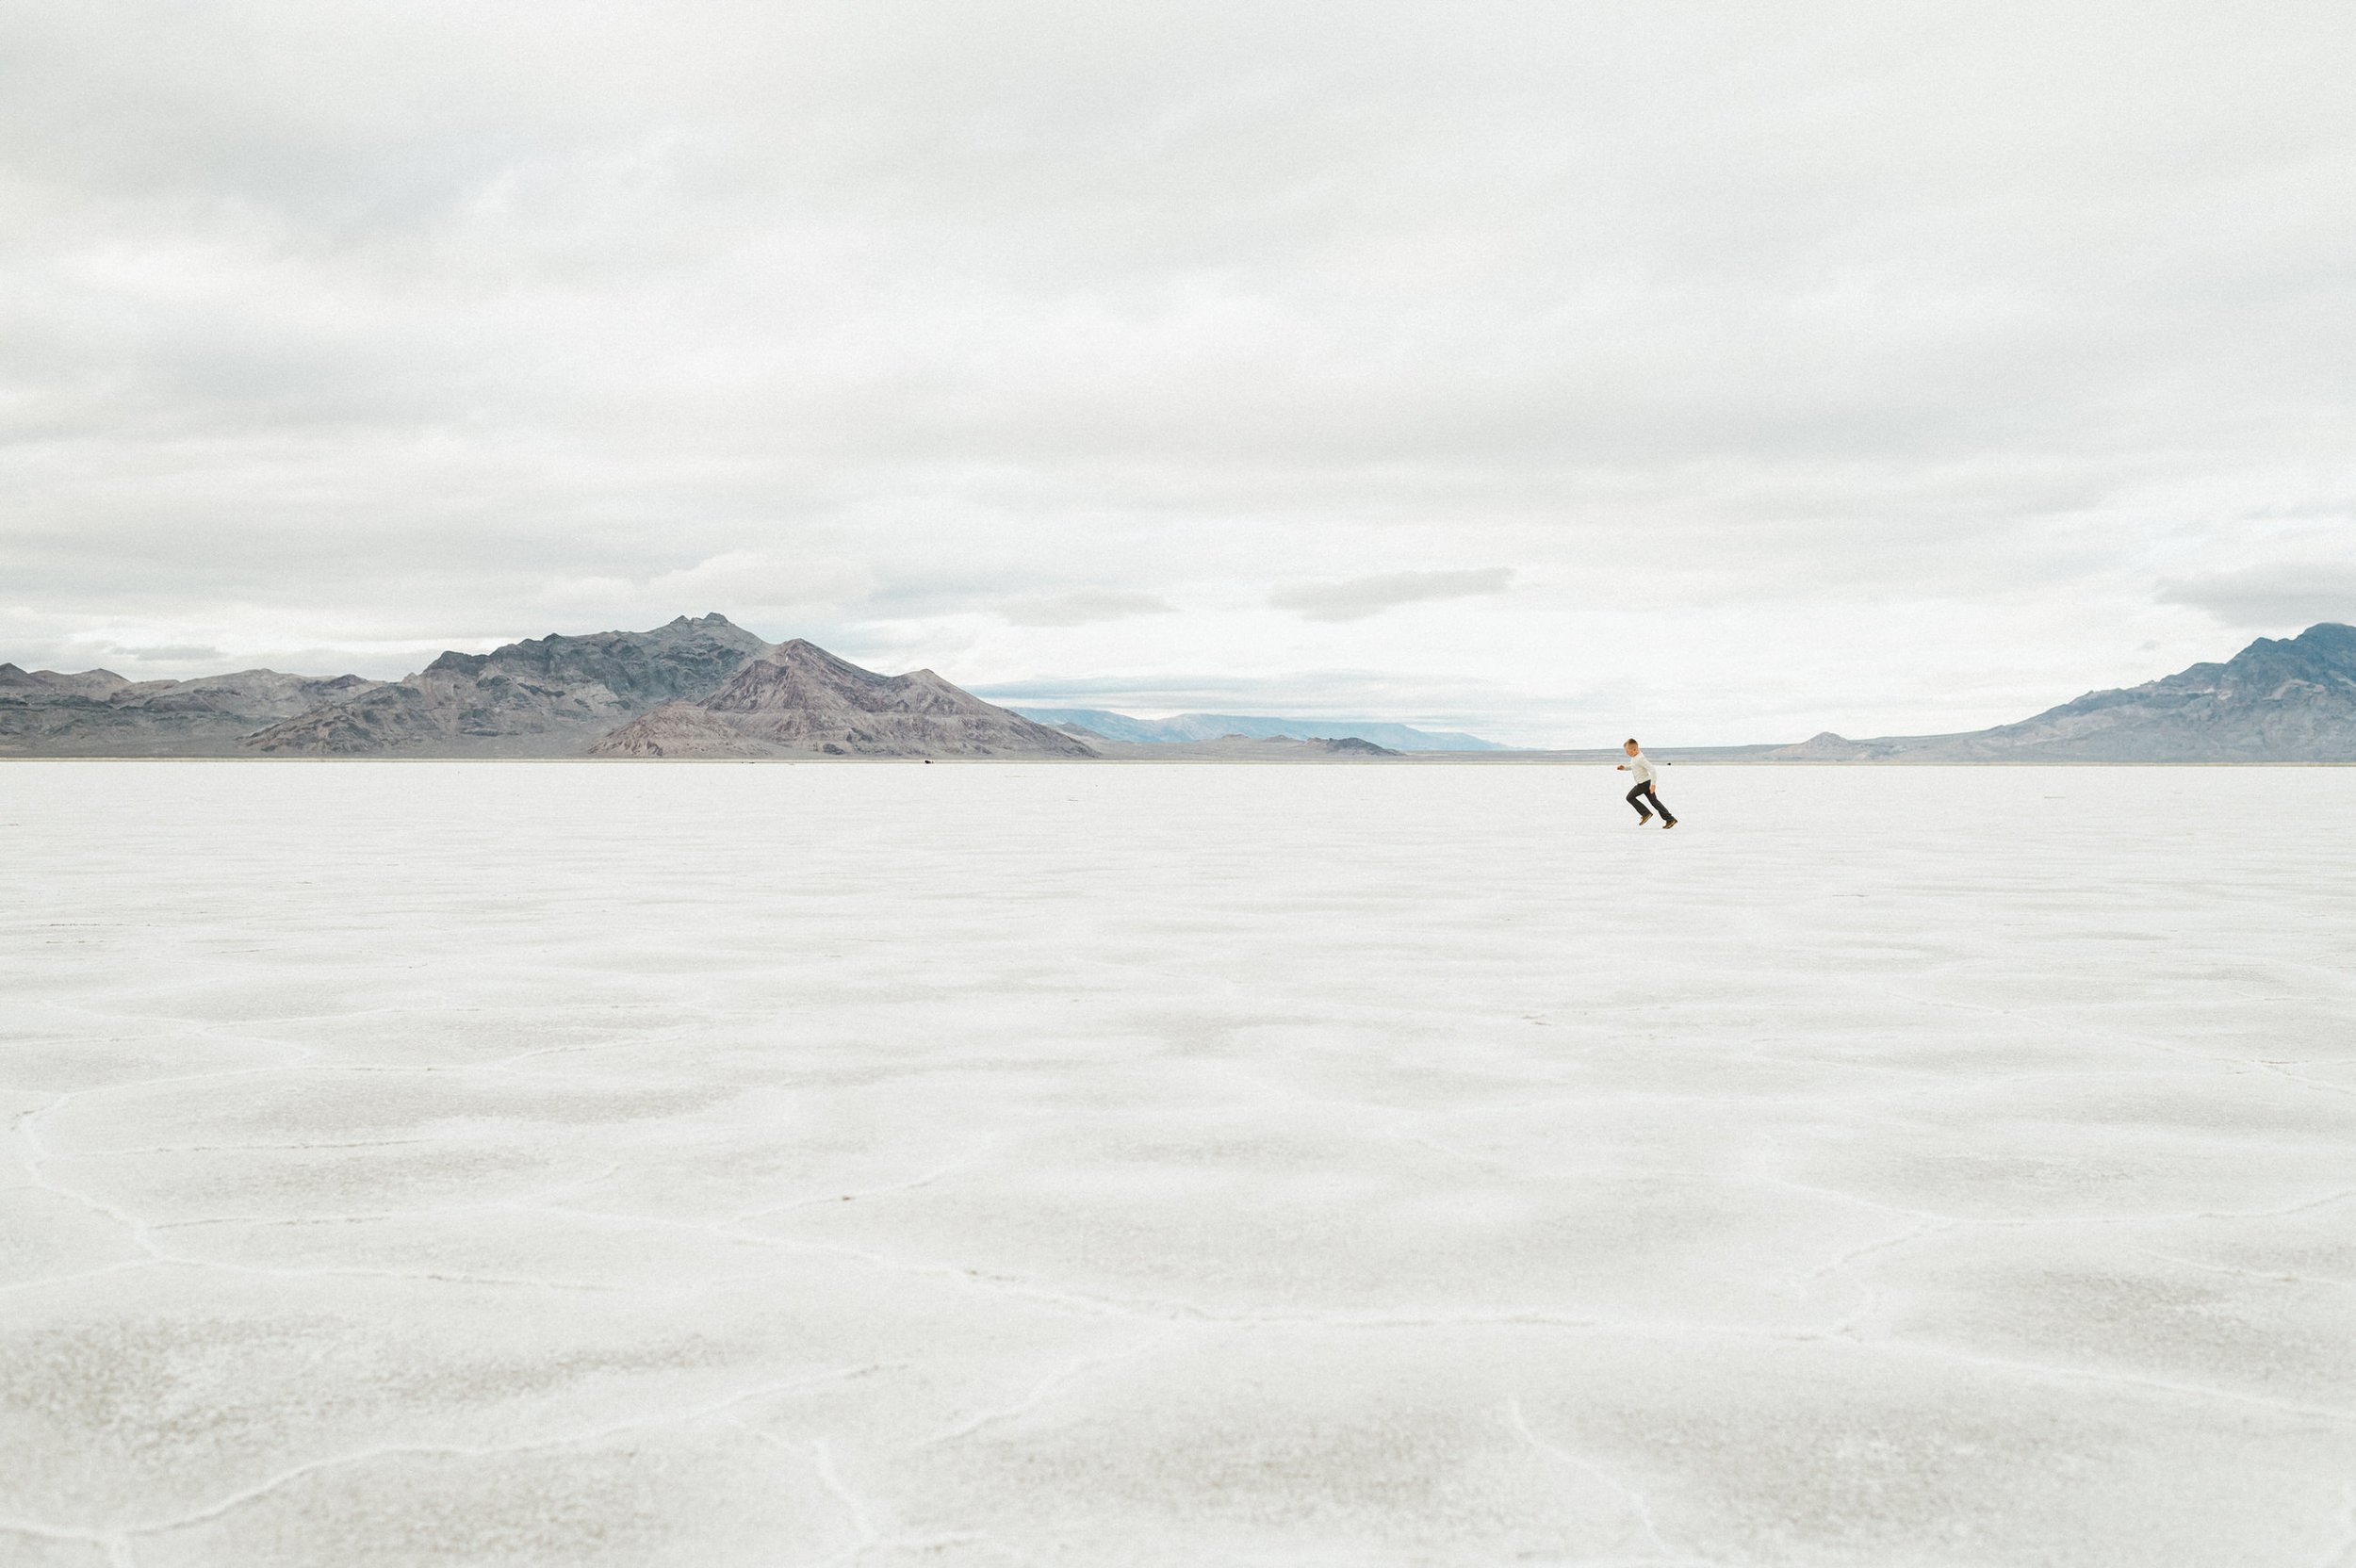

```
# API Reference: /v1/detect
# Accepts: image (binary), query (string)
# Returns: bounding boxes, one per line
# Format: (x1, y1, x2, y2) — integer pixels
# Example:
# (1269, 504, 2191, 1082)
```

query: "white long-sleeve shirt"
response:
(1623, 751, 1656, 784)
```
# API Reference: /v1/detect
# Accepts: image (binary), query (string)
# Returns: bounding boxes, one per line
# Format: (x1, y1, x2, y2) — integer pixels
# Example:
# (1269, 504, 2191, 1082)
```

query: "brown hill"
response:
(0, 664, 383, 756)
(244, 614, 767, 756)
(591, 640, 1095, 759)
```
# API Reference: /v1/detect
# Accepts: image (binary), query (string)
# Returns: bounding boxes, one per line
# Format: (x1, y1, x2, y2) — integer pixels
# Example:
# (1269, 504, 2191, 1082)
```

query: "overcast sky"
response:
(3, 1, 2351, 744)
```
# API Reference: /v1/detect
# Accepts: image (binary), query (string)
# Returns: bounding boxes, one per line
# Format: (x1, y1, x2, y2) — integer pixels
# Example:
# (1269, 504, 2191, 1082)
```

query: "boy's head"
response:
(1623, 739, 1640, 754)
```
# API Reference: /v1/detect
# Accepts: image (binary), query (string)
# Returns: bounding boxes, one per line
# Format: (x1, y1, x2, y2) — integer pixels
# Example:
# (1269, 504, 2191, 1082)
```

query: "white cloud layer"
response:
(3, 0, 2353, 743)
(2157, 563, 2356, 630)
(999, 589, 1177, 629)
(1270, 568, 1514, 623)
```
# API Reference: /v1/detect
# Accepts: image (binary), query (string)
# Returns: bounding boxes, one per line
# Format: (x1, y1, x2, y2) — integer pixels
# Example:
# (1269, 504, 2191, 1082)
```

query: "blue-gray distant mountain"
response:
(1776, 622, 2356, 762)
(1012, 708, 1504, 751)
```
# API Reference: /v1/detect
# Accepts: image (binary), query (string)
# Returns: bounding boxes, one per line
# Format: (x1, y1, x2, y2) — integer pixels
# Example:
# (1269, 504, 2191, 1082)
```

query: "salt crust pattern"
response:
(3, 761, 2352, 1566)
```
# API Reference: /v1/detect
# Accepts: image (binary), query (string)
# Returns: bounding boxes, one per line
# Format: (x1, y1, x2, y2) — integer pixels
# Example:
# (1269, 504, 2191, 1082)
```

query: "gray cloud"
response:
(999, 590, 1177, 628)
(2157, 566, 2356, 631)
(1269, 568, 1515, 622)
(2, 1, 2353, 741)
(109, 644, 225, 665)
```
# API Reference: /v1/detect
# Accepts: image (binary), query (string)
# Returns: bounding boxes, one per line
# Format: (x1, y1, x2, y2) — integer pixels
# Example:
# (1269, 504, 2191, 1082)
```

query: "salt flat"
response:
(3, 760, 2351, 1568)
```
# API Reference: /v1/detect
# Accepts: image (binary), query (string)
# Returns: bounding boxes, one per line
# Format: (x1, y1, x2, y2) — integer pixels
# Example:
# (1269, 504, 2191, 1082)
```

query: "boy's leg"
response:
(1626, 782, 1654, 820)
(1647, 784, 1677, 825)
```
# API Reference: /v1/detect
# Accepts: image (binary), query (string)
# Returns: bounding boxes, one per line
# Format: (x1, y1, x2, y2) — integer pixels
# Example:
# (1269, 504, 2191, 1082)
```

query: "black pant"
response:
(1628, 780, 1674, 822)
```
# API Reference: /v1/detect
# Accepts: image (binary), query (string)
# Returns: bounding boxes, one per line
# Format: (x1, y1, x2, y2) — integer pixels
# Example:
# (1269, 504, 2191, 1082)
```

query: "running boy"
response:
(1617, 739, 1677, 828)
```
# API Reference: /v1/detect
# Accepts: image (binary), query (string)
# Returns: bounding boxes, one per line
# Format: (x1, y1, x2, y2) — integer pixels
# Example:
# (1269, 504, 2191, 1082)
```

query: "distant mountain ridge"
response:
(1009, 707, 1503, 751)
(1, 664, 384, 756)
(594, 640, 1092, 759)
(2, 616, 1089, 759)
(8, 617, 2351, 761)
(1776, 622, 2356, 762)
(244, 613, 769, 756)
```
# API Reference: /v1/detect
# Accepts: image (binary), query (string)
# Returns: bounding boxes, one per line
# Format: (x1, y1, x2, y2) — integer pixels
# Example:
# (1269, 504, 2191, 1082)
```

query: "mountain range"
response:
(1771, 622, 2356, 763)
(593, 640, 1091, 759)
(4, 618, 2352, 761)
(0, 664, 384, 755)
(1008, 708, 1502, 751)
(242, 614, 771, 756)
(3, 615, 1082, 760)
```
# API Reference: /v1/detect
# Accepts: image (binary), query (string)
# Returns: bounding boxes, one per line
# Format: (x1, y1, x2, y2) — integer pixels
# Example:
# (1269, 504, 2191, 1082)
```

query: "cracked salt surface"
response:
(3, 760, 2352, 1567)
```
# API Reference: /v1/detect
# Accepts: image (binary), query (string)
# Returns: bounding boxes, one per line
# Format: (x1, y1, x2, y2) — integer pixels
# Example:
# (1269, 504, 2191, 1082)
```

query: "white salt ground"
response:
(2, 760, 2352, 1568)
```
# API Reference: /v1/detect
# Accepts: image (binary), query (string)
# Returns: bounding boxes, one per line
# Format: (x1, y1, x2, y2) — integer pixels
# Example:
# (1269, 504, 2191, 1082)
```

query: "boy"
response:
(1617, 739, 1677, 828)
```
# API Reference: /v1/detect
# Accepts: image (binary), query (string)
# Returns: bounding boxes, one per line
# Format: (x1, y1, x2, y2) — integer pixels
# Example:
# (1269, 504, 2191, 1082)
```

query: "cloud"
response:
(2157, 565, 2356, 631)
(645, 553, 876, 615)
(3, 1, 2354, 739)
(999, 589, 1177, 628)
(528, 554, 876, 629)
(106, 643, 225, 665)
(1269, 568, 1513, 623)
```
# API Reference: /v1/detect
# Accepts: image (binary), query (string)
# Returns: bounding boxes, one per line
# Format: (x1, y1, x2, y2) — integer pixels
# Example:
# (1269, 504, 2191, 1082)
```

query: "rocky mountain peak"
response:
(245, 616, 774, 756)
(594, 641, 1093, 759)
(2228, 621, 2356, 678)
(0, 664, 133, 698)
